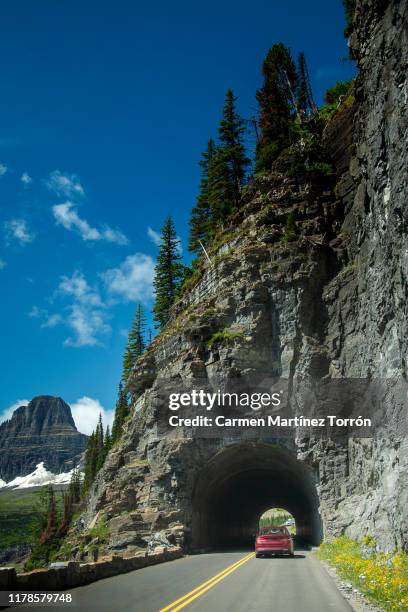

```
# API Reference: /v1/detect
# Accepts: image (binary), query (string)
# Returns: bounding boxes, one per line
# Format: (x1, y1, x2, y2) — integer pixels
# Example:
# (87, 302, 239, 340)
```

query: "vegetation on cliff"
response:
(318, 536, 408, 611)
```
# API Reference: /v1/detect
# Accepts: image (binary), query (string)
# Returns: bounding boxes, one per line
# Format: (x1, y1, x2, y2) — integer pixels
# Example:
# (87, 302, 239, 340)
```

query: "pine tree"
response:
(103, 425, 111, 459)
(123, 304, 146, 382)
(189, 138, 216, 254)
(208, 91, 249, 224)
(342, 0, 356, 37)
(95, 413, 105, 472)
(255, 43, 298, 172)
(111, 382, 130, 444)
(40, 485, 57, 545)
(82, 431, 98, 493)
(218, 90, 249, 206)
(153, 216, 183, 329)
(69, 468, 81, 504)
(296, 52, 317, 117)
(207, 146, 234, 224)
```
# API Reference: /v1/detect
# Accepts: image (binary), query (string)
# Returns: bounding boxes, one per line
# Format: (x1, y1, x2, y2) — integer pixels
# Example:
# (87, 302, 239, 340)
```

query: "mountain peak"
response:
(0, 395, 87, 482)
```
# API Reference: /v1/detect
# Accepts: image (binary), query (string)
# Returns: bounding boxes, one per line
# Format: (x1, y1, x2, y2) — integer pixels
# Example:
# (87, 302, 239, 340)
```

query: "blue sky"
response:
(0, 0, 355, 434)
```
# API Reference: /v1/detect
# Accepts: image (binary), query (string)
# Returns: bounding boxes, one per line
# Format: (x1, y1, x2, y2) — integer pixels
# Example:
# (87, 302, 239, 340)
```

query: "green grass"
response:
(89, 519, 110, 544)
(0, 488, 42, 551)
(207, 329, 244, 348)
(0, 487, 64, 553)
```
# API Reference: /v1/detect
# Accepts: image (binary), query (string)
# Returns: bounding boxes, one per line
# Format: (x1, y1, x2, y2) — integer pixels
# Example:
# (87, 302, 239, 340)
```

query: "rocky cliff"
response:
(0, 396, 88, 482)
(75, 0, 407, 559)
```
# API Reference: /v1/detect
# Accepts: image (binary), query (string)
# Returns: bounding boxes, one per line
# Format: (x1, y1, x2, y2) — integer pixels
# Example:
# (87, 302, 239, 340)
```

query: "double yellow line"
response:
(159, 552, 255, 611)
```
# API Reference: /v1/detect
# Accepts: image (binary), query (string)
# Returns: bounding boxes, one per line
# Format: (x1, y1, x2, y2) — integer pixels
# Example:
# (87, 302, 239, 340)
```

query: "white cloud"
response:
(147, 226, 162, 246)
(4, 218, 35, 244)
(57, 271, 110, 347)
(0, 399, 30, 424)
(31, 271, 111, 348)
(0, 163, 7, 177)
(52, 202, 128, 245)
(41, 313, 62, 328)
(46, 170, 84, 198)
(58, 270, 102, 306)
(0, 259, 6, 270)
(29, 306, 62, 330)
(21, 173, 32, 185)
(102, 253, 154, 302)
(70, 396, 114, 435)
(64, 303, 110, 347)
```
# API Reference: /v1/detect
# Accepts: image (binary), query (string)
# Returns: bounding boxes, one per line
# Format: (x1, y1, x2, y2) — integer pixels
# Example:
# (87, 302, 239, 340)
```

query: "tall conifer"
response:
(123, 304, 146, 382)
(153, 216, 183, 329)
(255, 43, 298, 171)
(111, 382, 130, 444)
(296, 52, 317, 117)
(189, 138, 216, 254)
(208, 90, 249, 223)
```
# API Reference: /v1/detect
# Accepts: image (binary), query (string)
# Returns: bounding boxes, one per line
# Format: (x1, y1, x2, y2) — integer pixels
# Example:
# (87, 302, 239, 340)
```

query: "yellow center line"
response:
(159, 552, 255, 612)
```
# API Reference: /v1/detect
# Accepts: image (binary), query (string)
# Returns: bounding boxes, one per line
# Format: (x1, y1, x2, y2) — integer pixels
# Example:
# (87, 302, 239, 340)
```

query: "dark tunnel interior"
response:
(191, 443, 322, 550)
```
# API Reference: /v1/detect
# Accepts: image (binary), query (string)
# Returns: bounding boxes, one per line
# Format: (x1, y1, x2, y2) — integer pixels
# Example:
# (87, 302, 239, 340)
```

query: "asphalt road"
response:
(57, 549, 352, 612)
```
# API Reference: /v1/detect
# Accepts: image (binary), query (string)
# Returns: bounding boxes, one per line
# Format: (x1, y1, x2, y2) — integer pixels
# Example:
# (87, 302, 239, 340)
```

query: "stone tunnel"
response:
(191, 443, 322, 550)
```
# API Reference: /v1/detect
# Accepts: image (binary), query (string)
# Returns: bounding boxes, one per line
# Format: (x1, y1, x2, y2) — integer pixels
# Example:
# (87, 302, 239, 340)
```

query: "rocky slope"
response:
(73, 0, 407, 560)
(0, 396, 88, 482)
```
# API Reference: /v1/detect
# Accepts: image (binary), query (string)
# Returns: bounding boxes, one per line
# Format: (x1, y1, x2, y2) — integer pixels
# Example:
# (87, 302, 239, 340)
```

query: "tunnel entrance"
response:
(191, 443, 322, 550)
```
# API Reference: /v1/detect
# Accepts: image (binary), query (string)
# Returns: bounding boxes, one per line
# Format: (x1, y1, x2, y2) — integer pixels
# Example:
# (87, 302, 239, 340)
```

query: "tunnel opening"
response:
(259, 507, 296, 536)
(191, 443, 322, 550)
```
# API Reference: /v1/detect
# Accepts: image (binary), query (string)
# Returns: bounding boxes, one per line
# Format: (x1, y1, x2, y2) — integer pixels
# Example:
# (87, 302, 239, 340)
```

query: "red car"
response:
(255, 526, 294, 557)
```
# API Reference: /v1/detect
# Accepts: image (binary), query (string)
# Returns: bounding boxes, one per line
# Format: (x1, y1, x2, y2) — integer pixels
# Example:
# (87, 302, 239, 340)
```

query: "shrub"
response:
(207, 329, 244, 348)
(324, 80, 353, 105)
(282, 212, 298, 243)
(307, 161, 334, 176)
(89, 519, 109, 544)
(177, 268, 203, 298)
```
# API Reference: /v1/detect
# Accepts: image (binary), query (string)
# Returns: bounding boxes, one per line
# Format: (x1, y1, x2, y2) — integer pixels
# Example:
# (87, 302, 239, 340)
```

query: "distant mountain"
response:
(0, 396, 88, 483)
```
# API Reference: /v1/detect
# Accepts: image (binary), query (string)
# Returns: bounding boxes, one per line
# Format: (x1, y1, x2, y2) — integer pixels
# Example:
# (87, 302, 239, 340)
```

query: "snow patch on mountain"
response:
(0, 462, 79, 490)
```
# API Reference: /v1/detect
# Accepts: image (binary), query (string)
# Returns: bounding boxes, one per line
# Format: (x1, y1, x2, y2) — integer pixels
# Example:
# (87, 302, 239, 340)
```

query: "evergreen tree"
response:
(189, 138, 216, 254)
(218, 89, 249, 206)
(153, 216, 183, 329)
(103, 425, 111, 458)
(296, 52, 317, 117)
(69, 468, 82, 505)
(95, 413, 105, 472)
(207, 146, 234, 224)
(342, 0, 356, 37)
(123, 304, 146, 382)
(255, 43, 298, 172)
(111, 382, 130, 444)
(82, 431, 98, 493)
(208, 91, 249, 223)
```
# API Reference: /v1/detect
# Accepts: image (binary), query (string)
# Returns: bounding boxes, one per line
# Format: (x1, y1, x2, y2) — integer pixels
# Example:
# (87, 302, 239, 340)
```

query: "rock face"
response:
(80, 0, 408, 556)
(0, 396, 88, 482)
